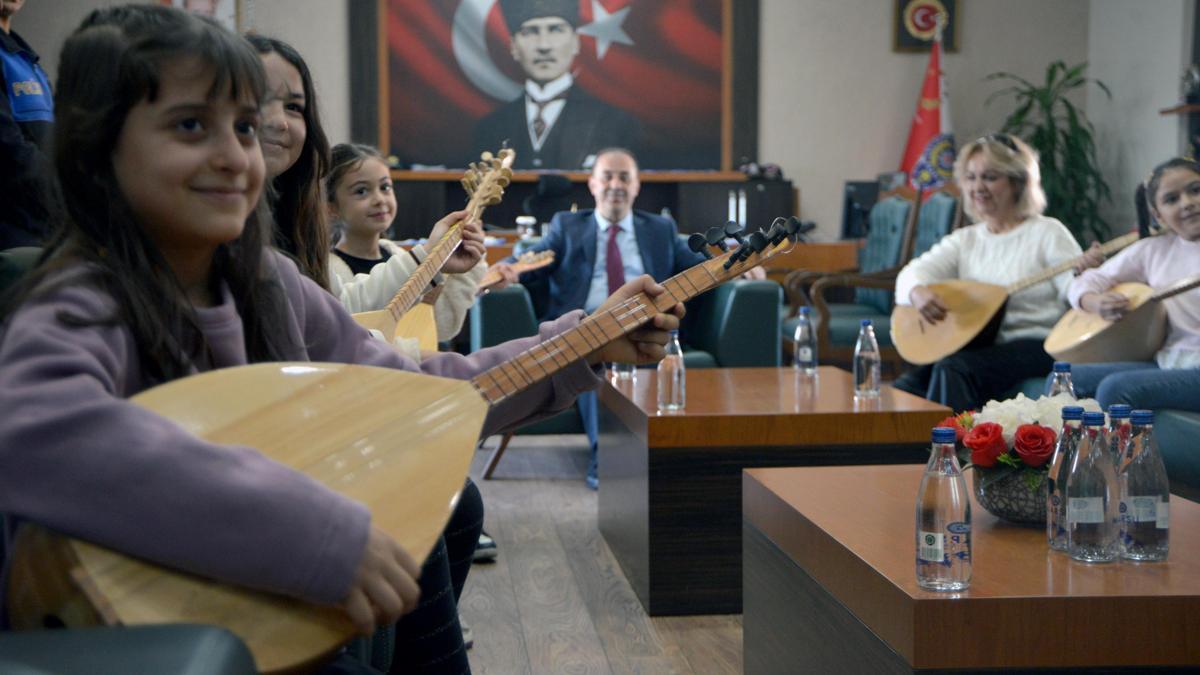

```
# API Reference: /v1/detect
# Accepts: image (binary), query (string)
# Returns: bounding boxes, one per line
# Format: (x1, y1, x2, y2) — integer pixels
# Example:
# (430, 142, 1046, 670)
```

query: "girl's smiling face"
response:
(111, 57, 264, 256)
(331, 156, 397, 238)
(1151, 166, 1200, 241)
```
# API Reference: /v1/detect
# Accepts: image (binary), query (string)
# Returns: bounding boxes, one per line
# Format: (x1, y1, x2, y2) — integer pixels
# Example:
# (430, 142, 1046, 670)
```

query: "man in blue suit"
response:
(506, 147, 705, 488)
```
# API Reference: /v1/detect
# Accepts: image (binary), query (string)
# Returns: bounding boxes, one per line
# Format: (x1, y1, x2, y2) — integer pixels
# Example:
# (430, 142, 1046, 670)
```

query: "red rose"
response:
(937, 415, 966, 442)
(1013, 424, 1057, 468)
(963, 422, 1007, 468)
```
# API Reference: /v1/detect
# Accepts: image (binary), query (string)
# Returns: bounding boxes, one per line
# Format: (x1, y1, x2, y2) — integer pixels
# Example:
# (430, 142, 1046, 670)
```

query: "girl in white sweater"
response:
(1065, 157, 1200, 412)
(893, 133, 1098, 411)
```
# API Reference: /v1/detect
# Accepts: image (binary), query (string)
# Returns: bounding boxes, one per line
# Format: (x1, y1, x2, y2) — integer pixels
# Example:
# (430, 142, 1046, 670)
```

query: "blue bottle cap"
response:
(860, 319, 872, 327)
(1108, 404, 1132, 418)
(1061, 405, 1084, 420)
(1131, 409, 1154, 425)
(799, 306, 811, 316)
(1082, 411, 1106, 426)
(932, 427, 957, 444)
(668, 329, 679, 336)
(1053, 361, 1071, 373)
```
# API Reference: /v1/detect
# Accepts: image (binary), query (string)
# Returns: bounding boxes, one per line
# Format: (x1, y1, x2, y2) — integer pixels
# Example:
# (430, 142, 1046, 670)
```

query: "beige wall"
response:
(18, 0, 352, 144)
(1087, 0, 1192, 230)
(760, 0, 1091, 241)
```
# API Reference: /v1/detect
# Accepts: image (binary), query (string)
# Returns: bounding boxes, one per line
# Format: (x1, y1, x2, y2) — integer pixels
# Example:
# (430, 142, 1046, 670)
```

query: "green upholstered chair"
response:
(781, 187, 919, 371)
(470, 279, 781, 477)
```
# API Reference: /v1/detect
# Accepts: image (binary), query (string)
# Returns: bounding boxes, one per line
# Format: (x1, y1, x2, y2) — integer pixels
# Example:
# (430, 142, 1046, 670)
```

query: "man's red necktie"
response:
(606, 223, 625, 295)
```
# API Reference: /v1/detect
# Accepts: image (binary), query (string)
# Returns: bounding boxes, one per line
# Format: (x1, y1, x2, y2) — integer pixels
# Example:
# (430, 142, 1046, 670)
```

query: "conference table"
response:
(596, 366, 949, 615)
(743, 464, 1200, 673)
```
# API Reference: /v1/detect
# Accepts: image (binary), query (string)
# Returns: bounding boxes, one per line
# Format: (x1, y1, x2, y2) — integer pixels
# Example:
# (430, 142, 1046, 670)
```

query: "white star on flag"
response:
(578, 0, 634, 60)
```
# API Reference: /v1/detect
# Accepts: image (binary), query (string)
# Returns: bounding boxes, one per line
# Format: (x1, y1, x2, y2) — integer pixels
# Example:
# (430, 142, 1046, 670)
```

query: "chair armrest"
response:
(469, 284, 539, 351)
(0, 625, 256, 675)
(686, 280, 782, 367)
(781, 266, 860, 318)
(809, 272, 898, 348)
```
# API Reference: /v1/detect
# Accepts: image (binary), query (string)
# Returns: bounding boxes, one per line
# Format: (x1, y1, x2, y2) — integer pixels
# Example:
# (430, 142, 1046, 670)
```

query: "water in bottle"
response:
(1046, 405, 1084, 552)
(1066, 411, 1120, 563)
(657, 330, 685, 412)
(1120, 410, 1170, 561)
(792, 306, 818, 375)
(853, 319, 881, 398)
(1048, 361, 1076, 398)
(916, 427, 971, 592)
(1106, 404, 1132, 469)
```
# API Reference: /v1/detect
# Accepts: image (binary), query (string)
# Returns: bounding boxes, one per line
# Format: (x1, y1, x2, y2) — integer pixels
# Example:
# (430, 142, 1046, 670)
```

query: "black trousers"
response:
(893, 338, 1052, 413)
(388, 478, 483, 674)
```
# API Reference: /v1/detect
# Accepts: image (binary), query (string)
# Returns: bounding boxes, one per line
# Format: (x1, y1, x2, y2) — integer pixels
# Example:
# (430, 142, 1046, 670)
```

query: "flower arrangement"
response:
(940, 391, 1099, 492)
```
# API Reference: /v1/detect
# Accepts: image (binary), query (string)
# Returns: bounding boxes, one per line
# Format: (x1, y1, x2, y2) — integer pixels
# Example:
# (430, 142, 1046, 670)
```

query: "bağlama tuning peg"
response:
(687, 233, 713, 259)
(723, 220, 747, 246)
(705, 226, 729, 252)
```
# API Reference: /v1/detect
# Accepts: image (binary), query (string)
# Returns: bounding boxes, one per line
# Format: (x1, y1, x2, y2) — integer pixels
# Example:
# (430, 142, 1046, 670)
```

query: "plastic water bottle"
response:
(792, 306, 818, 375)
(657, 330, 685, 411)
(853, 319, 881, 398)
(1106, 404, 1132, 469)
(1066, 411, 1120, 563)
(916, 427, 971, 592)
(1047, 405, 1084, 552)
(1120, 410, 1170, 561)
(1048, 361, 1076, 398)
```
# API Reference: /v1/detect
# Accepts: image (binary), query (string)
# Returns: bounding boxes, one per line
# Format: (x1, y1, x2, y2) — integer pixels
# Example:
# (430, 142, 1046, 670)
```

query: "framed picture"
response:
(160, 0, 253, 32)
(894, 0, 958, 53)
(372, 0, 736, 171)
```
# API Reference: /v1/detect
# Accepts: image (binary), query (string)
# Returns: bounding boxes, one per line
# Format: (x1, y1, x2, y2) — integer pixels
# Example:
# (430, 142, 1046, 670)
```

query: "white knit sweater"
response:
(328, 239, 486, 343)
(894, 215, 1083, 343)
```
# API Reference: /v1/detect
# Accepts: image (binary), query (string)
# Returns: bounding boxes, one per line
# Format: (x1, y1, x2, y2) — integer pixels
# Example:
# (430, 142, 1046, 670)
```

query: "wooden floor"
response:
(462, 434, 743, 675)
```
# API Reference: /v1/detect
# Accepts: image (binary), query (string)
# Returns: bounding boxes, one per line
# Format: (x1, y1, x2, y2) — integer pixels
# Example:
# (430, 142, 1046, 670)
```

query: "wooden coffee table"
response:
(597, 366, 949, 615)
(743, 465, 1200, 672)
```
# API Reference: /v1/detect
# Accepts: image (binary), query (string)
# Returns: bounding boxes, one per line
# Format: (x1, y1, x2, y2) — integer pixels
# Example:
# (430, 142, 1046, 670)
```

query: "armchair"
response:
(781, 187, 918, 365)
(806, 186, 960, 374)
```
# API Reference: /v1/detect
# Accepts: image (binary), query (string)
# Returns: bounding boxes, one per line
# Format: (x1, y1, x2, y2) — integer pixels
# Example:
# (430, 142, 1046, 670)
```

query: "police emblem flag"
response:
(898, 9, 955, 193)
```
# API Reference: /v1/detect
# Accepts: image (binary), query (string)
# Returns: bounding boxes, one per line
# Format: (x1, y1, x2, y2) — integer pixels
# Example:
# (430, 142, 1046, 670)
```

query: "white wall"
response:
(18, 0, 352, 144)
(1087, 0, 1192, 230)
(760, 0, 1090, 241)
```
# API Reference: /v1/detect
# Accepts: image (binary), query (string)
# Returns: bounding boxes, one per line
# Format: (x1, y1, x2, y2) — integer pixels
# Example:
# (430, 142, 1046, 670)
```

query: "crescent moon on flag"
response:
(904, 0, 947, 41)
(451, 0, 522, 102)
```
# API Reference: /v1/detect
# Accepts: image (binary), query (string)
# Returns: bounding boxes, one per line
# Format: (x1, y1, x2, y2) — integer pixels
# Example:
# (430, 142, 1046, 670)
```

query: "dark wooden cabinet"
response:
(386, 171, 795, 241)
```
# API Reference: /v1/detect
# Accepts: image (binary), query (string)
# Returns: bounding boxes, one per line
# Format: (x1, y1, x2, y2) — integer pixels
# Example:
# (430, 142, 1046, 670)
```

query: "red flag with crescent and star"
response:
(898, 8, 955, 192)
(386, 0, 722, 169)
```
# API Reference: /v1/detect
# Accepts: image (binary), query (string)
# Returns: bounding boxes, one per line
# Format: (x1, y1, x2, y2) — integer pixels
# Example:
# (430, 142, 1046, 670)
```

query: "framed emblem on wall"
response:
(894, 0, 958, 53)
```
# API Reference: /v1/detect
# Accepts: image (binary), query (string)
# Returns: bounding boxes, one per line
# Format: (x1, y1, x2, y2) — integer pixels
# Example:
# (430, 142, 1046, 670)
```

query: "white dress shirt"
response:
(585, 211, 646, 313)
(524, 73, 572, 152)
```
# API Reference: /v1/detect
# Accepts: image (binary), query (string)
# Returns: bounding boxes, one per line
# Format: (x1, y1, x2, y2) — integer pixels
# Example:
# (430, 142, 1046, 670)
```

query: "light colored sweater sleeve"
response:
(0, 279, 369, 606)
(1067, 240, 1149, 309)
(432, 257, 485, 341)
(894, 228, 965, 305)
(330, 243, 422, 314)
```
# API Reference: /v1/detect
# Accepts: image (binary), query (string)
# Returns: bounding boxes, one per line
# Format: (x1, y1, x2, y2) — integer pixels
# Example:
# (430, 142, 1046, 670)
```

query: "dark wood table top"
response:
(743, 464, 1200, 670)
(601, 367, 949, 448)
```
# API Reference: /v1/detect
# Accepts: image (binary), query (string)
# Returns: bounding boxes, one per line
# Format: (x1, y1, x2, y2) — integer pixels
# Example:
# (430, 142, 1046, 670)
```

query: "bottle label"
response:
(797, 347, 813, 362)
(1068, 497, 1105, 524)
(1157, 499, 1170, 529)
(1120, 496, 1158, 523)
(918, 531, 944, 562)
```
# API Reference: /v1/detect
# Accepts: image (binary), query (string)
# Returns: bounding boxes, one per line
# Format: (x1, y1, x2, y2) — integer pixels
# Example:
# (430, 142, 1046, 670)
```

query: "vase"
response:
(972, 468, 1047, 525)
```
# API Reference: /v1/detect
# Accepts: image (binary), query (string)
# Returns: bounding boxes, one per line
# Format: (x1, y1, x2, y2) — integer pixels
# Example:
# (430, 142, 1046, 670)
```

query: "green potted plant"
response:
(986, 61, 1113, 245)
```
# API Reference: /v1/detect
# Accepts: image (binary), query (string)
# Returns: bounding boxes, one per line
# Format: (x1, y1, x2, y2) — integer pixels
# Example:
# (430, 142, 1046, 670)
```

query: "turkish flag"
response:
(899, 31, 955, 192)
(386, 0, 722, 169)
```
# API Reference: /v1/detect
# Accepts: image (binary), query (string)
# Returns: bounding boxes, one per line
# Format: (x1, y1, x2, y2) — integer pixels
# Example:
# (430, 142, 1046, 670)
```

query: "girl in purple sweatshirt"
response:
(0, 6, 681, 672)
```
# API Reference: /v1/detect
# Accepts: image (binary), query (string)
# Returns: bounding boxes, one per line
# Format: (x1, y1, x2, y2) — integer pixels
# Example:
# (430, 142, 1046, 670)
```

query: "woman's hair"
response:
(953, 132, 1047, 222)
(1144, 157, 1200, 213)
(246, 34, 331, 290)
(3, 4, 289, 382)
